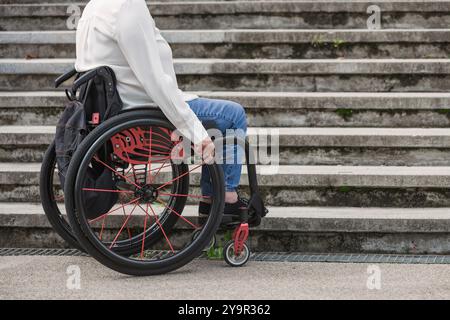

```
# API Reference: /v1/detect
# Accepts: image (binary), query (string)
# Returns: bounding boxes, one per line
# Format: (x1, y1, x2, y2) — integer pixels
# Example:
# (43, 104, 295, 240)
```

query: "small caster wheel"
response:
(191, 229, 216, 252)
(223, 240, 250, 267)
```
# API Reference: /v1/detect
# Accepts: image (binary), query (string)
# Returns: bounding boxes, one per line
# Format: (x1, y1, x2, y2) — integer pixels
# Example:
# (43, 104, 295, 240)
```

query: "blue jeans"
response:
(187, 97, 247, 196)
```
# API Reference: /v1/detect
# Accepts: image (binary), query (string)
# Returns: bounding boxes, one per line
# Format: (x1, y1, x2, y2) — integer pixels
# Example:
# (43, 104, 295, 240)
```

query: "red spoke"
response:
(159, 192, 210, 200)
(156, 199, 200, 229)
(125, 157, 172, 182)
(89, 197, 141, 224)
(124, 165, 134, 176)
(99, 217, 106, 240)
(126, 164, 172, 184)
(109, 203, 138, 249)
(82, 188, 134, 194)
(127, 155, 138, 182)
(121, 201, 133, 240)
(93, 156, 141, 189)
(123, 158, 171, 182)
(120, 145, 137, 180)
(148, 160, 170, 184)
(148, 127, 152, 184)
(140, 203, 150, 259)
(157, 164, 202, 191)
(123, 157, 171, 176)
(154, 160, 168, 177)
(139, 203, 174, 253)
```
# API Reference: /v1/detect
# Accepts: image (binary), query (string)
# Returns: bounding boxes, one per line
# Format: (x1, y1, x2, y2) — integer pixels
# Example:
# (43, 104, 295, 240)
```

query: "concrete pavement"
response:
(0, 256, 449, 300)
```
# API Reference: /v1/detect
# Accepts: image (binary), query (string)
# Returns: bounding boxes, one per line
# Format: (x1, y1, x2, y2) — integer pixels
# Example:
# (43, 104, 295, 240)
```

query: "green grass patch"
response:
(205, 230, 233, 260)
(436, 109, 450, 115)
(333, 39, 345, 48)
(338, 186, 352, 193)
(335, 108, 353, 120)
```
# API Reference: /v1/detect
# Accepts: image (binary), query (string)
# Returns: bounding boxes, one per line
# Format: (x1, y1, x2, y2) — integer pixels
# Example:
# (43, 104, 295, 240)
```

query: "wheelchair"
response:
(40, 67, 267, 275)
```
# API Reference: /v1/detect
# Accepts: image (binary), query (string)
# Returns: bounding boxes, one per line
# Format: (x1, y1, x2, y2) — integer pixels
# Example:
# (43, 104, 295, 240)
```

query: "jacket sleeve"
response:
(115, 0, 209, 145)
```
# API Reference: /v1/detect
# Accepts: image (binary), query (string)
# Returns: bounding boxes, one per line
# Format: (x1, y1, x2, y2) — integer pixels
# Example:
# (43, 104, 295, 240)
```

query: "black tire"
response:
(191, 229, 216, 252)
(39, 139, 182, 257)
(39, 128, 188, 256)
(39, 141, 84, 251)
(223, 240, 250, 267)
(65, 110, 225, 276)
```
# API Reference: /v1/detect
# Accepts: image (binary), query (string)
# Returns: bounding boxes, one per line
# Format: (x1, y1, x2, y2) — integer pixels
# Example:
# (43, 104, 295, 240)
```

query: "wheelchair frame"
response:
(41, 67, 267, 273)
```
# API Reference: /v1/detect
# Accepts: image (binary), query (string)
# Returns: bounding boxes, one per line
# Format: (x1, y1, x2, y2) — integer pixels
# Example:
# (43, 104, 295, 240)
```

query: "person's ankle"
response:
(200, 192, 239, 204)
(225, 191, 238, 204)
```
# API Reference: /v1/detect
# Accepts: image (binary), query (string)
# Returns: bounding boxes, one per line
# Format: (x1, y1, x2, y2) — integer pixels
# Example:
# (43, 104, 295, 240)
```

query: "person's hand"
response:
(200, 137, 215, 164)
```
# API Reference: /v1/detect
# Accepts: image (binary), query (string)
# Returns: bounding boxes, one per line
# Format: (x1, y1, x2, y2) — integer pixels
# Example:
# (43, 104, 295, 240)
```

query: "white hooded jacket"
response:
(75, 0, 209, 144)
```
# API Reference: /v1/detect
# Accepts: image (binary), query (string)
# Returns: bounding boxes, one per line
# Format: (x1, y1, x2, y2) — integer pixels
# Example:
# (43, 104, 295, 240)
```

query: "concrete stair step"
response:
(2, 91, 450, 128)
(3, 58, 450, 75)
(5, 202, 450, 231)
(2, 0, 329, 3)
(1, 29, 449, 59)
(2, 0, 217, 3)
(2, 0, 449, 255)
(1, 202, 449, 253)
(1, 58, 450, 92)
(4, 125, 450, 147)
(2, 163, 450, 207)
(1, 1, 449, 30)
(1, 126, 450, 166)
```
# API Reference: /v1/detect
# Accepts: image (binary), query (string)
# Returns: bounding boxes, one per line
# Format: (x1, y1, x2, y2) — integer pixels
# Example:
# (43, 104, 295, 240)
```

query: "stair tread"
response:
(1, 29, 449, 44)
(2, 1, 449, 14)
(1, 202, 449, 219)
(1, 203, 448, 233)
(2, 58, 450, 75)
(3, 163, 450, 188)
(3, 125, 450, 135)
(3, 58, 450, 63)
(3, 91, 450, 98)
(3, 126, 450, 149)
(1, 91, 450, 111)
(2, 162, 450, 175)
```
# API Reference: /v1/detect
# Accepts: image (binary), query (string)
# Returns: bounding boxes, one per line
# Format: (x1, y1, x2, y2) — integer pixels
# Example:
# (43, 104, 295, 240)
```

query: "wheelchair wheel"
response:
(65, 110, 225, 275)
(39, 141, 84, 251)
(223, 240, 250, 267)
(191, 229, 216, 252)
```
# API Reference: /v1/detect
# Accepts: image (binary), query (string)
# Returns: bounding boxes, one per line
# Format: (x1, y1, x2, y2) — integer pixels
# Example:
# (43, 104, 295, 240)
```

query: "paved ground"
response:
(1, 256, 449, 299)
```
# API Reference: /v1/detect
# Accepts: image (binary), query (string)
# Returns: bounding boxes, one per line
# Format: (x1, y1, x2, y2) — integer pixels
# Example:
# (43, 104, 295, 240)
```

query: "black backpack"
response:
(55, 66, 123, 219)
